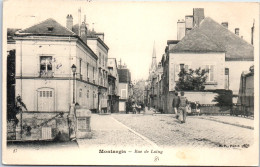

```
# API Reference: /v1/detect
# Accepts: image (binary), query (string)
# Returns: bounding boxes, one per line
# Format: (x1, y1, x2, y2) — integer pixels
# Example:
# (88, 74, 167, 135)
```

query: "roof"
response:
(167, 40, 180, 45)
(72, 24, 109, 51)
(15, 18, 98, 60)
(17, 18, 76, 36)
(118, 69, 131, 83)
(170, 17, 254, 60)
(7, 28, 21, 42)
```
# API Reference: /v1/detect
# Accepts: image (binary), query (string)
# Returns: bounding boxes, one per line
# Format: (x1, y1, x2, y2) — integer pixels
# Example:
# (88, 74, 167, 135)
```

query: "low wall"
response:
(182, 91, 218, 105)
(15, 112, 70, 141)
(165, 91, 221, 114)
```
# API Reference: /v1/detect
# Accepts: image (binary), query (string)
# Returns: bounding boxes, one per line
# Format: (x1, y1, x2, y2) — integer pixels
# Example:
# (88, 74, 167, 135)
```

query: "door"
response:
(37, 88, 54, 111)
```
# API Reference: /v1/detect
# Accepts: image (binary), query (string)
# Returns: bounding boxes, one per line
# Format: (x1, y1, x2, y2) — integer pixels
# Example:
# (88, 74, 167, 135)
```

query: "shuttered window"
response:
(205, 65, 215, 82)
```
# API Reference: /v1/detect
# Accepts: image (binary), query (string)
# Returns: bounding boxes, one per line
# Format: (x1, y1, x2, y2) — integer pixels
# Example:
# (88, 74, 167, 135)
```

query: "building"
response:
(13, 17, 99, 140)
(69, 14, 109, 113)
(107, 58, 120, 113)
(237, 65, 254, 116)
(117, 64, 132, 113)
(176, 8, 254, 99)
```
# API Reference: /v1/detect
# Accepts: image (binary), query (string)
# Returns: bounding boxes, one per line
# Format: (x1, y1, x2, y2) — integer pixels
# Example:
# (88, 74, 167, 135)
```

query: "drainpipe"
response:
(20, 40, 23, 139)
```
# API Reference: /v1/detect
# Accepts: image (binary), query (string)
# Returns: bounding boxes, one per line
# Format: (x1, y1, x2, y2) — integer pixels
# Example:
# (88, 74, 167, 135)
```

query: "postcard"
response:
(2, 0, 259, 165)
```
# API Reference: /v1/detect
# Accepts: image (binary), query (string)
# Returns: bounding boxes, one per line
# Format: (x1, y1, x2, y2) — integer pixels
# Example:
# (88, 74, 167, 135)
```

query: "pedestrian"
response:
(172, 92, 180, 117)
(132, 102, 137, 114)
(178, 91, 188, 123)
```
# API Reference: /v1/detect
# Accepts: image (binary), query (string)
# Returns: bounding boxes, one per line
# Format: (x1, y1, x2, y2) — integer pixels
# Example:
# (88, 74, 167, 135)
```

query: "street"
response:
(76, 113, 254, 150)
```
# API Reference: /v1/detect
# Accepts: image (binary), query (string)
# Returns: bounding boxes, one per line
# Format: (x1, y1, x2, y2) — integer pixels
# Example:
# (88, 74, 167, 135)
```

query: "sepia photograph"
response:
(2, 0, 259, 165)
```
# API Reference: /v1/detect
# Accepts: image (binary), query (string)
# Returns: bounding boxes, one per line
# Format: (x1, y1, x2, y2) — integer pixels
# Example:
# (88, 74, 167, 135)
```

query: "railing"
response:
(40, 71, 54, 77)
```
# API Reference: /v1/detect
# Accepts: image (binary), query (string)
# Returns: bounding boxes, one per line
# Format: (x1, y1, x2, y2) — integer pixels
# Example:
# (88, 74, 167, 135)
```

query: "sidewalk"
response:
(76, 114, 152, 148)
(193, 115, 254, 130)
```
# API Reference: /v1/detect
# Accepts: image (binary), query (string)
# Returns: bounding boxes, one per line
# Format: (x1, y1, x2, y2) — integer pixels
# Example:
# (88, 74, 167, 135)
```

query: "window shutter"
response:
(210, 65, 214, 81)
(175, 64, 180, 81)
(184, 65, 189, 72)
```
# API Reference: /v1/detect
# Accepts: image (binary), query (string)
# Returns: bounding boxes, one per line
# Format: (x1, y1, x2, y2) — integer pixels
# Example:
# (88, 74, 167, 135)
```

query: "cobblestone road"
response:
(112, 114, 254, 149)
(77, 114, 151, 148)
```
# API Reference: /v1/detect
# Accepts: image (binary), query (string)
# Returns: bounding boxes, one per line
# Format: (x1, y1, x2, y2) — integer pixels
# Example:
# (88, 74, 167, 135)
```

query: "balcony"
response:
(40, 71, 53, 78)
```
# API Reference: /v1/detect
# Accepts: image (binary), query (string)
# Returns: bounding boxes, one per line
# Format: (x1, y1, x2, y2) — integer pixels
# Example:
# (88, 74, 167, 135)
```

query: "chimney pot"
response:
(235, 28, 239, 36)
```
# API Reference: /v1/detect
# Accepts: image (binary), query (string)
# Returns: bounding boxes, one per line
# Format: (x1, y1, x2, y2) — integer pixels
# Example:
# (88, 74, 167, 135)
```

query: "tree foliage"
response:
(212, 90, 233, 110)
(175, 68, 208, 91)
(7, 50, 17, 122)
(132, 80, 145, 104)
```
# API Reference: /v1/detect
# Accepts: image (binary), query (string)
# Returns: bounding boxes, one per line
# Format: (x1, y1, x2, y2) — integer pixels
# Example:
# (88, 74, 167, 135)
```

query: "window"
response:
(103, 55, 104, 66)
(205, 65, 214, 82)
(79, 59, 82, 76)
(40, 56, 53, 77)
(175, 64, 189, 81)
(87, 63, 89, 79)
(99, 52, 101, 64)
(87, 90, 89, 98)
(93, 67, 95, 80)
(93, 91, 96, 98)
(121, 89, 126, 99)
(79, 89, 82, 98)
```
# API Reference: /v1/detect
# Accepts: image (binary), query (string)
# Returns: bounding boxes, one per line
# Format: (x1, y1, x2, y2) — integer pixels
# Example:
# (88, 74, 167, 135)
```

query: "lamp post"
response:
(71, 64, 77, 104)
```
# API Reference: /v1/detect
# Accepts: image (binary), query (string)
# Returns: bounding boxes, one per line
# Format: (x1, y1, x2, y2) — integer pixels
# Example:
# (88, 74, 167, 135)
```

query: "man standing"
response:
(172, 92, 180, 115)
(178, 91, 188, 123)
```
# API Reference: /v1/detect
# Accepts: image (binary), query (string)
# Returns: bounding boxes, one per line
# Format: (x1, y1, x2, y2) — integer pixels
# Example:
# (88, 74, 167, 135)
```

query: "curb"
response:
(195, 117, 254, 130)
(111, 117, 159, 148)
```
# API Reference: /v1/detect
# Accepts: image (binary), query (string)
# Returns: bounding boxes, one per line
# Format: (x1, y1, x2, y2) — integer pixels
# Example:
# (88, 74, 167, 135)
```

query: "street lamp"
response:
(71, 64, 77, 104)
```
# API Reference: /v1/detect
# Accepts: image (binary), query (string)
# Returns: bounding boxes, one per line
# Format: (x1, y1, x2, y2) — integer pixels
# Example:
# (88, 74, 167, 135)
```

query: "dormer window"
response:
(47, 26, 54, 32)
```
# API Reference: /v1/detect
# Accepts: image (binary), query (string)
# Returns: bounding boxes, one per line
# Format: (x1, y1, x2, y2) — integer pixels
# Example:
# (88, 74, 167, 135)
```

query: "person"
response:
(172, 92, 180, 117)
(132, 102, 137, 114)
(178, 91, 188, 123)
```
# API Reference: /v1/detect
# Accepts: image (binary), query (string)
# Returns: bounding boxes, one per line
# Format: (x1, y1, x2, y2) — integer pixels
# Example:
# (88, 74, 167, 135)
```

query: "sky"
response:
(3, 0, 259, 81)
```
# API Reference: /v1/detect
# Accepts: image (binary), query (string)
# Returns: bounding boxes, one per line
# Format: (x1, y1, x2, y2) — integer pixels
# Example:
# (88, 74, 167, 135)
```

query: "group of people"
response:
(172, 91, 189, 123)
(132, 102, 142, 114)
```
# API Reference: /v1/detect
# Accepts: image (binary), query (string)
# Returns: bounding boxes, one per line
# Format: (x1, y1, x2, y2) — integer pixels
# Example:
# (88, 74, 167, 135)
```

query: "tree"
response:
(7, 50, 17, 123)
(132, 80, 146, 104)
(212, 90, 233, 111)
(175, 67, 208, 91)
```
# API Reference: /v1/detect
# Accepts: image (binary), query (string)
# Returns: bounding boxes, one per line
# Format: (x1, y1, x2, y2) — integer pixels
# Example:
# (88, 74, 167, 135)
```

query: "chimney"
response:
(177, 19, 185, 40)
(193, 8, 204, 27)
(235, 28, 239, 36)
(251, 19, 255, 45)
(221, 22, 228, 29)
(66, 14, 73, 31)
(80, 22, 88, 37)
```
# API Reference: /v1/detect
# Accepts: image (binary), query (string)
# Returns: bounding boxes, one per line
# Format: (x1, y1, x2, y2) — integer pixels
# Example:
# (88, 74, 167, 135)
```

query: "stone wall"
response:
(15, 112, 70, 141)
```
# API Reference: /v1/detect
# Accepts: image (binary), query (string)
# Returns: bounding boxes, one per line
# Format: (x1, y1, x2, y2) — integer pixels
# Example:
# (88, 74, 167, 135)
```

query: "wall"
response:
(15, 39, 77, 78)
(15, 112, 69, 141)
(165, 91, 218, 114)
(169, 52, 225, 91)
(118, 83, 128, 99)
(15, 37, 99, 112)
(225, 61, 253, 95)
